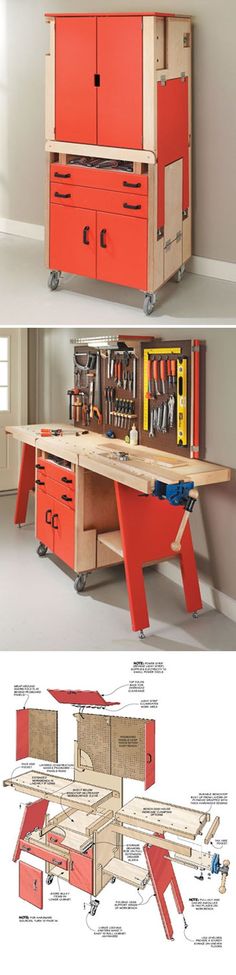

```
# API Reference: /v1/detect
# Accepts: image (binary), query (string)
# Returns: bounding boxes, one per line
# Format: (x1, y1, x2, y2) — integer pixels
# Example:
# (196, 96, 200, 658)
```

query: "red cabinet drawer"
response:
(51, 164, 148, 196)
(19, 861, 43, 910)
(43, 459, 75, 487)
(97, 211, 147, 291)
(44, 476, 75, 509)
(69, 848, 93, 893)
(20, 839, 69, 871)
(51, 182, 147, 219)
(50, 204, 96, 278)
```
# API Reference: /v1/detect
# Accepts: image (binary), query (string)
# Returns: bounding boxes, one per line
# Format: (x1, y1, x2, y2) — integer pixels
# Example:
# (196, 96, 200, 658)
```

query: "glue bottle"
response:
(130, 423, 138, 446)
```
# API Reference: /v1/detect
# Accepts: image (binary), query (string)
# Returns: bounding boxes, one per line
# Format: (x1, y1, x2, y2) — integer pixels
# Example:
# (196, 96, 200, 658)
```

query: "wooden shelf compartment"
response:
(97, 530, 123, 558)
(103, 857, 150, 889)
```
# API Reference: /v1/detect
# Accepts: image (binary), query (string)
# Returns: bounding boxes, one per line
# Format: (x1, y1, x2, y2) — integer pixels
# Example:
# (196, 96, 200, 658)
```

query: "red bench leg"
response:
(14, 443, 35, 525)
(179, 521, 202, 614)
(144, 840, 184, 940)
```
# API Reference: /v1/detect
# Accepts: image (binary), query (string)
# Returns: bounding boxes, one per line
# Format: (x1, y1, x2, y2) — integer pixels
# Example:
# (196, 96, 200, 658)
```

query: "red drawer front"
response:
(42, 459, 75, 486)
(69, 848, 93, 893)
(51, 165, 148, 196)
(20, 839, 69, 870)
(43, 476, 75, 509)
(19, 861, 43, 910)
(50, 182, 148, 219)
(97, 211, 147, 291)
(50, 204, 96, 279)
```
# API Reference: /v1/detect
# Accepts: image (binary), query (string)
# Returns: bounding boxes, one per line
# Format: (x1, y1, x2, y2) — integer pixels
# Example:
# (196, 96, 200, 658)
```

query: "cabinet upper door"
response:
(97, 16, 143, 149)
(55, 17, 97, 143)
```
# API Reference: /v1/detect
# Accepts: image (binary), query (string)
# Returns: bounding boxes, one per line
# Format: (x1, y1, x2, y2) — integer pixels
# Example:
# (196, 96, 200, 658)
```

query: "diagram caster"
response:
(46, 875, 54, 885)
(48, 270, 61, 291)
(37, 542, 48, 557)
(90, 898, 100, 917)
(74, 573, 88, 593)
(175, 263, 185, 283)
(143, 292, 157, 316)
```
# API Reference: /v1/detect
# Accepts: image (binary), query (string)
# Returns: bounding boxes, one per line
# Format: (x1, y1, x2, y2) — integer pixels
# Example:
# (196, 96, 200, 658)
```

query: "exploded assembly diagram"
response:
(3, 669, 230, 946)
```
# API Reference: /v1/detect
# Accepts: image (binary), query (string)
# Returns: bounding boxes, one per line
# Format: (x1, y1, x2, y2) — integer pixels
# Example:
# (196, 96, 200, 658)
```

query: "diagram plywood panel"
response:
(77, 714, 111, 774)
(111, 717, 145, 781)
(19, 862, 43, 910)
(16, 709, 58, 762)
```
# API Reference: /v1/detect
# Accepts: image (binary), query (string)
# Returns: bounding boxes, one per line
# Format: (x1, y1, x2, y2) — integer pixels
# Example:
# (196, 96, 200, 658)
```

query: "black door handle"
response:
(83, 225, 90, 245)
(35, 478, 45, 486)
(100, 228, 107, 248)
(54, 172, 71, 179)
(61, 476, 72, 483)
(45, 508, 52, 524)
(61, 494, 72, 502)
(35, 463, 45, 470)
(123, 203, 141, 210)
(123, 180, 141, 188)
(147, 752, 152, 764)
(52, 513, 59, 530)
(54, 192, 71, 199)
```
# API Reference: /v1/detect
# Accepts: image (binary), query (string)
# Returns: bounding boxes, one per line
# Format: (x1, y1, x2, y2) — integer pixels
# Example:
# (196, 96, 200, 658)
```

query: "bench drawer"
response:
(36, 459, 75, 487)
(43, 476, 75, 509)
(20, 839, 69, 871)
(50, 182, 147, 219)
(51, 164, 148, 195)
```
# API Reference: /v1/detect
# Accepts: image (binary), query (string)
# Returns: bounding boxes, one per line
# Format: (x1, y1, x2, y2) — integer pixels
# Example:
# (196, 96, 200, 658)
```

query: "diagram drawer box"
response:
(51, 164, 148, 196)
(19, 861, 43, 910)
(20, 839, 69, 870)
(69, 848, 93, 893)
(50, 182, 148, 219)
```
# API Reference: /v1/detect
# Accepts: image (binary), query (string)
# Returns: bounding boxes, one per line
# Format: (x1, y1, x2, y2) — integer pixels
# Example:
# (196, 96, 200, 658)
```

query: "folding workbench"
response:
(6, 425, 230, 636)
(4, 707, 230, 938)
(45, 11, 192, 313)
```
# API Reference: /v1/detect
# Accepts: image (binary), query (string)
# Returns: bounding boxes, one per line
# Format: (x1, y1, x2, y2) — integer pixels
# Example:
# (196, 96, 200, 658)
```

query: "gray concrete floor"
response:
(0, 234, 236, 324)
(1, 494, 236, 652)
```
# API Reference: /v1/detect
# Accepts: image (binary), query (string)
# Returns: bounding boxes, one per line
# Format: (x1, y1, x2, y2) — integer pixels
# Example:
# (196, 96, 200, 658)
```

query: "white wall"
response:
(1, 0, 236, 261)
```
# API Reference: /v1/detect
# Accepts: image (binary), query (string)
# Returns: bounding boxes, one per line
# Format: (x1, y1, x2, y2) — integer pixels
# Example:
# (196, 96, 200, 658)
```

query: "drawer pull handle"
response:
(35, 463, 45, 470)
(147, 752, 152, 764)
(61, 494, 72, 502)
(123, 203, 141, 210)
(35, 478, 45, 486)
(45, 508, 52, 525)
(52, 513, 59, 530)
(94, 74, 100, 87)
(52, 859, 62, 866)
(54, 172, 71, 179)
(83, 225, 90, 246)
(61, 475, 72, 484)
(54, 191, 71, 199)
(123, 180, 141, 188)
(100, 228, 107, 248)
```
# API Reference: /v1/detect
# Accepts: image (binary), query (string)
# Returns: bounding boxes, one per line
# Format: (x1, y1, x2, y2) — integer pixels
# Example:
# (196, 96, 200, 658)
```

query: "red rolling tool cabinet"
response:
(45, 12, 192, 313)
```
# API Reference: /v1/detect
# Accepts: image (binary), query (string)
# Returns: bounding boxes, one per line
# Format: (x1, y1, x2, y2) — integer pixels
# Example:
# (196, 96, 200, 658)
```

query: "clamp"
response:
(211, 854, 230, 893)
(91, 405, 103, 425)
(152, 481, 199, 554)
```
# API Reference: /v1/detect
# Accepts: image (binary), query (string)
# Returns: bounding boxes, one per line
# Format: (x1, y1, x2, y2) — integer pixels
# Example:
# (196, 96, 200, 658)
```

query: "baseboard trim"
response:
(156, 560, 236, 623)
(186, 255, 236, 283)
(0, 219, 235, 283)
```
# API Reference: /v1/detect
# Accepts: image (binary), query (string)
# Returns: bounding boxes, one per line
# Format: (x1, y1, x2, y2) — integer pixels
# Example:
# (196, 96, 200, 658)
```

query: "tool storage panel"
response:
(141, 338, 201, 459)
(45, 13, 192, 313)
(76, 713, 155, 789)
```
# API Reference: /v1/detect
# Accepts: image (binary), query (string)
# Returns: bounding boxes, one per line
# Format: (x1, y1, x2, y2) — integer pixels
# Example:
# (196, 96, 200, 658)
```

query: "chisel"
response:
(153, 358, 159, 397)
(167, 359, 172, 387)
(160, 359, 166, 394)
(171, 359, 177, 386)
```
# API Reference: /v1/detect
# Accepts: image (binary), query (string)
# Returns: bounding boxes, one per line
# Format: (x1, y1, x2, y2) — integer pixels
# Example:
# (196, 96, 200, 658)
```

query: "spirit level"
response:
(177, 358, 187, 446)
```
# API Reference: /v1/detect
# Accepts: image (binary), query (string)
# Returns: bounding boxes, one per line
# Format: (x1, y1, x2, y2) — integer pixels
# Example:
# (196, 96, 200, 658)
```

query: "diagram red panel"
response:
(19, 862, 43, 910)
(157, 77, 189, 228)
(69, 849, 93, 893)
(48, 689, 119, 706)
(145, 719, 155, 790)
(16, 709, 29, 760)
(144, 839, 184, 939)
(13, 799, 48, 862)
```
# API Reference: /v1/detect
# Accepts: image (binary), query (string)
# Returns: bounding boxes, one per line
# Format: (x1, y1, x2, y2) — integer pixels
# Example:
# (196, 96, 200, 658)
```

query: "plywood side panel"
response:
(111, 717, 145, 781)
(76, 714, 111, 774)
(29, 709, 58, 763)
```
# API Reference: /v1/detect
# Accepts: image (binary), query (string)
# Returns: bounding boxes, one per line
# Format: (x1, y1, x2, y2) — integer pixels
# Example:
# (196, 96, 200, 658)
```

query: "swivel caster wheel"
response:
(143, 292, 157, 316)
(74, 572, 88, 593)
(46, 875, 54, 885)
(111, 877, 116, 884)
(192, 612, 199, 620)
(48, 270, 61, 291)
(175, 263, 185, 283)
(37, 542, 48, 557)
(90, 898, 99, 917)
(139, 629, 145, 640)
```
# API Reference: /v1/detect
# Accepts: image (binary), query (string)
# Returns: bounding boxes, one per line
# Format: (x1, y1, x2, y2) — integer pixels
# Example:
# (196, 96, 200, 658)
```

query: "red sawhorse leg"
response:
(14, 443, 35, 525)
(114, 482, 202, 632)
(144, 839, 184, 940)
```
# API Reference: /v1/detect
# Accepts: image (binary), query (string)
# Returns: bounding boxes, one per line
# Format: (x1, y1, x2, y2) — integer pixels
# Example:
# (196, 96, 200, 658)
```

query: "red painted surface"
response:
(51, 164, 148, 195)
(36, 488, 54, 551)
(157, 78, 189, 228)
(50, 204, 96, 278)
(43, 459, 75, 486)
(69, 848, 93, 893)
(44, 475, 75, 509)
(14, 443, 35, 525)
(51, 182, 148, 219)
(48, 689, 120, 706)
(97, 212, 147, 291)
(115, 484, 202, 632)
(19, 862, 43, 910)
(20, 839, 69, 870)
(16, 710, 29, 761)
(13, 799, 48, 862)
(145, 719, 155, 790)
(55, 17, 97, 143)
(97, 17, 143, 149)
(193, 339, 200, 459)
(144, 837, 184, 940)
(53, 497, 75, 569)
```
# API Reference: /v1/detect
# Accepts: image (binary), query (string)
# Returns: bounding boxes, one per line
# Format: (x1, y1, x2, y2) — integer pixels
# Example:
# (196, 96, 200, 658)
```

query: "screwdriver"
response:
(160, 359, 166, 394)
(171, 359, 177, 386)
(153, 358, 159, 397)
(167, 359, 172, 387)
(147, 357, 152, 396)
